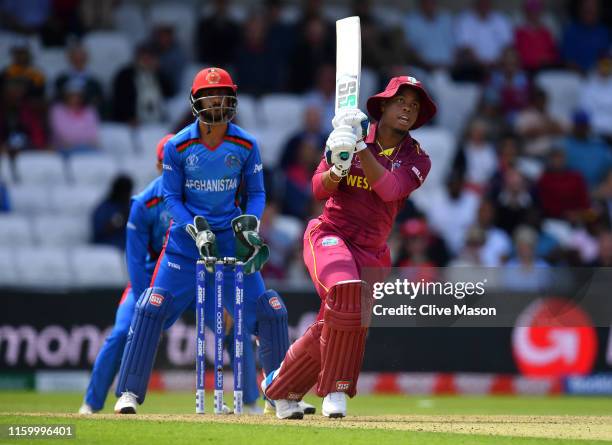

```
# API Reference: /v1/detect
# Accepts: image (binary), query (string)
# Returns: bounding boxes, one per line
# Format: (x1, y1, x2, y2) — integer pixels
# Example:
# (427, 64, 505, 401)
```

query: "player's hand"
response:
(186, 216, 218, 264)
(231, 215, 270, 274)
(332, 109, 369, 152)
(325, 125, 356, 177)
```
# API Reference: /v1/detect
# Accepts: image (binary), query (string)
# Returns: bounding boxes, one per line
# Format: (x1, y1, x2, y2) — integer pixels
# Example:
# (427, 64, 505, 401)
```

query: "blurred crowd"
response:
(1, 0, 612, 289)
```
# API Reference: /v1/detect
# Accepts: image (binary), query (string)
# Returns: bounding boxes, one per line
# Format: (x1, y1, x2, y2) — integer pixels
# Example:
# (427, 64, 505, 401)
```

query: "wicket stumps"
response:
(195, 257, 244, 415)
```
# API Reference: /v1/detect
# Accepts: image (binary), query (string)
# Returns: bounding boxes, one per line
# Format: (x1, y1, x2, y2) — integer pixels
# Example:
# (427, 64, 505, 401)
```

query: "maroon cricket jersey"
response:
(313, 123, 431, 249)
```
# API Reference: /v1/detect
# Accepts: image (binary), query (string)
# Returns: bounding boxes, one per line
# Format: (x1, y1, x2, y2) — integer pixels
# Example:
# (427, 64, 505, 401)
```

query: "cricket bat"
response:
(335, 16, 362, 161)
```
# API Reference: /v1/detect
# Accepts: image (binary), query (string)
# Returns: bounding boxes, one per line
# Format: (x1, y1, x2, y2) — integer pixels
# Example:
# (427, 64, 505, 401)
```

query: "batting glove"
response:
(332, 109, 369, 153)
(325, 125, 356, 177)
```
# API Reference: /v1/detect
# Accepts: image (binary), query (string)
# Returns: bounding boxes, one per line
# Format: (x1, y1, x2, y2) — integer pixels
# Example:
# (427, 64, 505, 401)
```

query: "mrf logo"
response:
(269, 296, 282, 310)
(150, 293, 164, 307)
(335, 380, 351, 392)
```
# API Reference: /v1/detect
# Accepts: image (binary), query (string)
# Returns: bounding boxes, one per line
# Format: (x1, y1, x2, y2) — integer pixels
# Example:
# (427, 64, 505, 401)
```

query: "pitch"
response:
(1, 392, 611, 444)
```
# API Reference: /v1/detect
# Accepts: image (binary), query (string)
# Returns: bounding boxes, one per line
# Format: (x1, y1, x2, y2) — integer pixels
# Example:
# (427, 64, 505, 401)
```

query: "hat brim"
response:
(366, 83, 437, 130)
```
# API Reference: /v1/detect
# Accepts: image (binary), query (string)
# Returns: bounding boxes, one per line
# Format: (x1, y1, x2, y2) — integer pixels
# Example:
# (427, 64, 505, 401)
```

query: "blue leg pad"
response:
(256, 290, 289, 376)
(115, 287, 173, 404)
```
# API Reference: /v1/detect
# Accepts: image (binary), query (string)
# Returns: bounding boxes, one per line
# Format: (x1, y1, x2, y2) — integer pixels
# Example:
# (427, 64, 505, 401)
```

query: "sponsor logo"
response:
(150, 293, 164, 307)
(168, 261, 181, 270)
(184, 178, 238, 192)
(269, 296, 282, 310)
(322, 236, 339, 247)
(287, 392, 301, 400)
(336, 380, 351, 391)
(253, 163, 263, 174)
(411, 166, 424, 183)
(345, 174, 372, 191)
(185, 153, 199, 170)
(162, 163, 172, 171)
(407, 76, 418, 85)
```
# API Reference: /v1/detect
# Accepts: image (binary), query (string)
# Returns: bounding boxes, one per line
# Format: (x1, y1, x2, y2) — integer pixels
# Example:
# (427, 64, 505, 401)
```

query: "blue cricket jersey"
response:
(125, 176, 172, 298)
(162, 119, 265, 258)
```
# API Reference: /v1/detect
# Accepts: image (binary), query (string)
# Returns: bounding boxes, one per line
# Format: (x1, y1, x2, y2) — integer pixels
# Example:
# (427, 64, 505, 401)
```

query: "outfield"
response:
(1, 392, 611, 444)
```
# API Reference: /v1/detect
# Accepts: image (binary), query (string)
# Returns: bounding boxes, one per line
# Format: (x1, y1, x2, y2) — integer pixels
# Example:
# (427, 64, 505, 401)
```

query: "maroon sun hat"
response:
(366, 76, 437, 129)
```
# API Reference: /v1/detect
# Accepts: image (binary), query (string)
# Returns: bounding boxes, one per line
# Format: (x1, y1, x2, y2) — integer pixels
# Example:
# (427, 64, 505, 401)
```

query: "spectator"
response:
(0, 43, 45, 100)
(288, 17, 334, 93)
(112, 43, 173, 124)
(55, 42, 104, 113)
(561, 0, 609, 73)
(503, 225, 550, 292)
(39, 0, 83, 47)
(580, 51, 612, 143)
(304, 64, 336, 132)
(0, 0, 51, 33)
(483, 47, 531, 121)
(561, 110, 612, 189)
(591, 231, 612, 266)
(425, 171, 480, 255)
(0, 180, 8, 211)
(449, 225, 486, 267)
(514, 87, 565, 157)
(453, 0, 513, 81)
(592, 169, 612, 223)
(0, 78, 47, 153)
(150, 23, 187, 94)
(264, 0, 297, 80)
(491, 167, 534, 235)
(396, 217, 449, 269)
(514, 0, 558, 72)
(404, 0, 455, 70)
(475, 199, 512, 266)
(536, 148, 590, 220)
(79, 0, 114, 31)
(278, 106, 324, 218)
(50, 78, 100, 154)
(454, 119, 498, 192)
(92, 175, 133, 250)
(235, 13, 284, 95)
(194, 0, 241, 67)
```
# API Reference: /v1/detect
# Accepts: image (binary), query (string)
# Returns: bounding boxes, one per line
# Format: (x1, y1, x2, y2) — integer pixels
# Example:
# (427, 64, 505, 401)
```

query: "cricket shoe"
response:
(78, 403, 95, 415)
(322, 392, 346, 418)
(260, 370, 304, 420)
(114, 392, 138, 414)
(263, 400, 275, 415)
(299, 400, 316, 415)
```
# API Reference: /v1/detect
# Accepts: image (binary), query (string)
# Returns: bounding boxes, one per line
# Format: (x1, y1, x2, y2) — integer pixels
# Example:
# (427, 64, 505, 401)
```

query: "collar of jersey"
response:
(186, 119, 243, 151)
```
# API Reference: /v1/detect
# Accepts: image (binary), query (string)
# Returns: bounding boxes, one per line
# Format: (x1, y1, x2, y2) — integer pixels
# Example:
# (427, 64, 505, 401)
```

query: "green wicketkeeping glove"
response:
(231, 214, 270, 274)
(186, 216, 218, 271)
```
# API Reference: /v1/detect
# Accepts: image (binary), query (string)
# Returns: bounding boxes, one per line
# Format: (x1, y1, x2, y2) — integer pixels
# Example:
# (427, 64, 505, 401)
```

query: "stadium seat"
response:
(0, 247, 17, 286)
(83, 31, 133, 93)
(274, 215, 304, 244)
(119, 156, 159, 191)
(32, 214, 89, 246)
(373, 5, 404, 26)
(15, 246, 72, 287)
(0, 154, 14, 183)
(535, 70, 582, 123)
(322, 5, 350, 21)
(165, 95, 191, 128)
(360, 68, 379, 110)
(200, 3, 247, 23)
(150, 2, 196, 55)
(133, 124, 171, 157)
(71, 246, 127, 287)
(0, 214, 32, 246)
(14, 152, 67, 185)
(260, 94, 306, 136)
(99, 123, 137, 158)
(236, 94, 258, 132)
(250, 127, 288, 167)
(0, 31, 26, 70)
(68, 153, 119, 187)
(8, 184, 51, 215)
(37, 48, 70, 98)
(430, 77, 481, 136)
(179, 63, 206, 99)
(113, 3, 148, 44)
(49, 185, 104, 216)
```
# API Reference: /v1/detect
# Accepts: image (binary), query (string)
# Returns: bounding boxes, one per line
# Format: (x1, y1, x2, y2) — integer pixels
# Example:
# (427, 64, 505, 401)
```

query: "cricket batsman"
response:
(113, 67, 308, 418)
(262, 76, 437, 418)
(79, 134, 174, 414)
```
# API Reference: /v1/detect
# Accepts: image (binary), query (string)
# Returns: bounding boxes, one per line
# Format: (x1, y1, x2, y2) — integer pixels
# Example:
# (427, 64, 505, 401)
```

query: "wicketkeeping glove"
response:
(332, 109, 369, 153)
(186, 216, 218, 269)
(325, 125, 356, 177)
(231, 214, 270, 274)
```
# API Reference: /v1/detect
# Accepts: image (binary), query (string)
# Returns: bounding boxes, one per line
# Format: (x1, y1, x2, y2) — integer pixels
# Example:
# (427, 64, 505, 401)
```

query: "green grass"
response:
(0, 392, 611, 445)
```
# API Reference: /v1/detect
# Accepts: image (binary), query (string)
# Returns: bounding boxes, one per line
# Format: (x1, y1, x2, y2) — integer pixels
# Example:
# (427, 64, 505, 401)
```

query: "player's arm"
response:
(126, 199, 150, 298)
(243, 141, 265, 219)
(162, 140, 193, 227)
(312, 157, 340, 198)
(365, 152, 431, 202)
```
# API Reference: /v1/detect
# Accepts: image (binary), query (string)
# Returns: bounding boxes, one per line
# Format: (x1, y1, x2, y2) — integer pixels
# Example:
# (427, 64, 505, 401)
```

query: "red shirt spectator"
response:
(514, 0, 558, 71)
